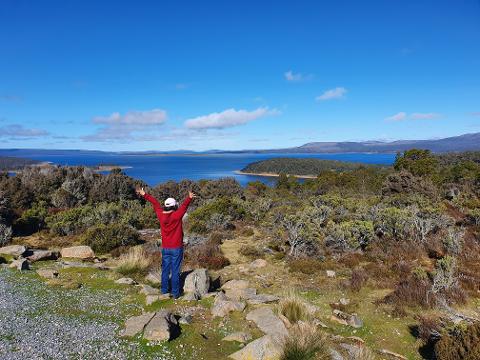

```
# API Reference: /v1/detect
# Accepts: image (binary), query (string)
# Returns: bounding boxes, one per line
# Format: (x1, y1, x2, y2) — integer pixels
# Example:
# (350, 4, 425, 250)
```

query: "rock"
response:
(115, 277, 137, 285)
(0, 245, 26, 257)
(229, 335, 282, 360)
(145, 271, 161, 285)
(313, 319, 329, 328)
(224, 287, 257, 301)
(250, 259, 267, 268)
(246, 294, 280, 305)
(278, 314, 292, 328)
(182, 292, 200, 301)
(36, 268, 59, 279)
(246, 307, 288, 337)
(27, 250, 59, 262)
(347, 336, 365, 344)
(140, 284, 160, 296)
(330, 315, 348, 326)
(332, 310, 363, 328)
(222, 332, 252, 343)
(222, 279, 250, 291)
(183, 268, 210, 299)
(326, 270, 336, 278)
(330, 348, 346, 360)
(378, 349, 408, 360)
(339, 298, 350, 306)
(119, 312, 156, 337)
(179, 314, 193, 325)
(9, 258, 29, 271)
(60, 246, 95, 259)
(145, 294, 170, 305)
(143, 310, 178, 342)
(211, 292, 246, 317)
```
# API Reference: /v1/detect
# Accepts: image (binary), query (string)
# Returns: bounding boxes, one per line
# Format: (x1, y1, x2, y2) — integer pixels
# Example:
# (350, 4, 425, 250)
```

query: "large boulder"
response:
(331, 309, 363, 328)
(222, 279, 250, 291)
(211, 292, 246, 317)
(229, 335, 282, 360)
(145, 271, 161, 285)
(143, 310, 179, 342)
(27, 250, 59, 262)
(119, 312, 156, 338)
(0, 245, 26, 257)
(224, 287, 257, 301)
(183, 268, 210, 299)
(140, 284, 160, 296)
(9, 258, 29, 271)
(246, 294, 280, 305)
(60, 246, 95, 259)
(36, 268, 59, 279)
(246, 307, 288, 337)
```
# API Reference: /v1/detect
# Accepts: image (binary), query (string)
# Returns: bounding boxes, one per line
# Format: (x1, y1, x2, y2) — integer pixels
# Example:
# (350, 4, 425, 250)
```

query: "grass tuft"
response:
(277, 291, 312, 324)
(280, 322, 330, 360)
(115, 246, 152, 277)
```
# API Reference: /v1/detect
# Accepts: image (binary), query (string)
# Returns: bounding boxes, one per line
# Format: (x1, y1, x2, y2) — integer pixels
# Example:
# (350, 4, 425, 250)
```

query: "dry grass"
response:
(350, 345, 376, 360)
(277, 291, 312, 324)
(280, 322, 330, 360)
(115, 246, 153, 277)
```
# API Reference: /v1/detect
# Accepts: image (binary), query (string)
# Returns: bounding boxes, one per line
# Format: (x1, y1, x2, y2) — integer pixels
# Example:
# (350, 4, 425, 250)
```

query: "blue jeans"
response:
(161, 247, 183, 298)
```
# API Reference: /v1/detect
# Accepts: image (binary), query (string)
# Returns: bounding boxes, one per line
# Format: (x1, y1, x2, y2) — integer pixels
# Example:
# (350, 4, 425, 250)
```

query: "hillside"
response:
(0, 156, 40, 171)
(241, 157, 377, 176)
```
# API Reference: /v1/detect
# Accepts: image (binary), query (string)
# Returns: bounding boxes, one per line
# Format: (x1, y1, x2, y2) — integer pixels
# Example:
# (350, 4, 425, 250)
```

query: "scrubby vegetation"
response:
(2, 149, 480, 359)
(0, 156, 40, 170)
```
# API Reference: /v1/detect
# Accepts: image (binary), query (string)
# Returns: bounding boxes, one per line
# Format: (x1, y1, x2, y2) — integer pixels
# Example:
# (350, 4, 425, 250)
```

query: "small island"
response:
(238, 157, 380, 178)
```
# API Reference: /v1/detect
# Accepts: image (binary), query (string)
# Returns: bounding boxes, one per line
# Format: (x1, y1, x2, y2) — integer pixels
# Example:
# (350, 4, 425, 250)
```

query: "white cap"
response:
(164, 198, 178, 207)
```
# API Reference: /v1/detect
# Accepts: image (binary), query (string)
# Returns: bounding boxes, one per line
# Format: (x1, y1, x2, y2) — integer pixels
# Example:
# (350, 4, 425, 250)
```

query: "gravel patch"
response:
(0, 268, 178, 359)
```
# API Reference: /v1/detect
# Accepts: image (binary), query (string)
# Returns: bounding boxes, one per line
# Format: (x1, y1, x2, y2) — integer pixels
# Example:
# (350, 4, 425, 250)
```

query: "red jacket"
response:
(144, 193, 192, 249)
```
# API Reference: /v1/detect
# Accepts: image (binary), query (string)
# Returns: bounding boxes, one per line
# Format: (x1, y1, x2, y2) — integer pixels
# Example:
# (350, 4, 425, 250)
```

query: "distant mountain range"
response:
(1, 132, 480, 156)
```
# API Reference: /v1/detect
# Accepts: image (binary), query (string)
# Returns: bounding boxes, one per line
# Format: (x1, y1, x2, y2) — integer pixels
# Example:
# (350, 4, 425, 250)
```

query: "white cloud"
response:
(284, 71, 302, 82)
(0, 124, 49, 138)
(410, 113, 441, 120)
(315, 87, 347, 101)
(385, 112, 407, 122)
(84, 108, 168, 142)
(385, 112, 442, 122)
(93, 109, 167, 125)
(185, 107, 280, 130)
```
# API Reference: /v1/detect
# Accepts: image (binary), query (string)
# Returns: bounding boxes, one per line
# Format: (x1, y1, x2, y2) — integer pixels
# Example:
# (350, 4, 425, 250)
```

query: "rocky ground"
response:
(0, 267, 183, 360)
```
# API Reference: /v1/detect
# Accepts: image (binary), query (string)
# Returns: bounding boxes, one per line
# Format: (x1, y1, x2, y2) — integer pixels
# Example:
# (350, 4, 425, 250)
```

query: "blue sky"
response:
(1, 0, 479, 151)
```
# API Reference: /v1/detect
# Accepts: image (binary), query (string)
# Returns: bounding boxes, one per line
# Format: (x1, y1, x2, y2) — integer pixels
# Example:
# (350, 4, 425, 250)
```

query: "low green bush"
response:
(81, 223, 140, 254)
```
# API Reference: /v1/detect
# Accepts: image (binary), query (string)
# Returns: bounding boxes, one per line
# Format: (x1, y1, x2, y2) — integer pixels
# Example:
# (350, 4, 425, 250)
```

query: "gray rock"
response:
(330, 348, 346, 360)
(60, 246, 95, 259)
(332, 309, 363, 328)
(246, 307, 288, 337)
(326, 270, 336, 278)
(211, 292, 246, 317)
(145, 271, 161, 285)
(143, 310, 178, 342)
(250, 259, 267, 268)
(229, 334, 282, 360)
(145, 294, 170, 305)
(183, 268, 210, 299)
(179, 314, 193, 325)
(224, 287, 257, 301)
(140, 284, 160, 296)
(246, 294, 280, 305)
(0, 245, 26, 257)
(115, 277, 137, 285)
(119, 312, 156, 337)
(36, 268, 59, 279)
(27, 250, 59, 262)
(222, 279, 250, 290)
(182, 292, 200, 301)
(222, 332, 252, 343)
(9, 258, 29, 271)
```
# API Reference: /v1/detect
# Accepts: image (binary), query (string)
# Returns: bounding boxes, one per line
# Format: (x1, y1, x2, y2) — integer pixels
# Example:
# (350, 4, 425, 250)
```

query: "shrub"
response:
(280, 322, 330, 360)
(188, 197, 245, 233)
(81, 223, 140, 254)
(435, 322, 480, 360)
(325, 220, 375, 251)
(13, 201, 48, 235)
(394, 149, 439, 178)
(116, 246, 153, 277)
(384, 275, 434, 308)
(288, 258, 322, 275)
(0, 223, 12, 246)
(277, 292, 311, 324)
(239, 244, 264, 259)
(350, 268, 368, 292)
(185, 241, 230, 270)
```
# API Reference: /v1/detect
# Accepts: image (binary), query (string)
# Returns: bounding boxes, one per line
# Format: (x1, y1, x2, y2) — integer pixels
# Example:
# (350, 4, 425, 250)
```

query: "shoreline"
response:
(235, 170, 317, 179)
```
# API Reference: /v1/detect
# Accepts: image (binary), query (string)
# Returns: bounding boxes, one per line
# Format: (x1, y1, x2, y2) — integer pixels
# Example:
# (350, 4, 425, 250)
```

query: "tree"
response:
(394, 149, 439, 178)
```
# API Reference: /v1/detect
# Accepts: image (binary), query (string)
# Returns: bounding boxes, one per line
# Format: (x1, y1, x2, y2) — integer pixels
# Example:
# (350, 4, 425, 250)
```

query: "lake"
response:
(2, 152, 396, 186)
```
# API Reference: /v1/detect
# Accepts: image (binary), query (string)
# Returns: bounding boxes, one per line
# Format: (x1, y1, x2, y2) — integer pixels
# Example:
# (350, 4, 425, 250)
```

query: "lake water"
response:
(3, 152, 396, 186)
